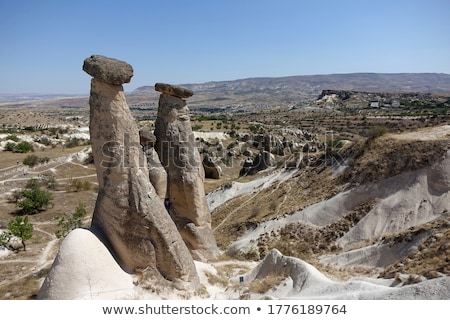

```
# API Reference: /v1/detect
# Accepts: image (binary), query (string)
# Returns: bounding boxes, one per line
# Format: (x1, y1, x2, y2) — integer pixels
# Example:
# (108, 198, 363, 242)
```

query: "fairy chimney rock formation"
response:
(155, 82, 193, 98)
(82, 55, 199, 286)
(154, 83, 220, 261)
(83, 54, 133, 85)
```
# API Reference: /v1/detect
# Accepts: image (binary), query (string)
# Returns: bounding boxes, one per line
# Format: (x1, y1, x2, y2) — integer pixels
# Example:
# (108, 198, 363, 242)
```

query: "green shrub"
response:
(23, 155, 39, 167)
(5, 142, 16, 151)
(66, 179, 92, 192)
(25, 178, 40, 189)
(17, 186, 53, 214)
(13, 141, 34, 153)
(42, 174, 58, 190)
(0, 231, 11, 247)
(55, 203, 87, 238)
(65, 137, 88, 148)
(39, 156, 50, 164)
(5, 135, 19, 142)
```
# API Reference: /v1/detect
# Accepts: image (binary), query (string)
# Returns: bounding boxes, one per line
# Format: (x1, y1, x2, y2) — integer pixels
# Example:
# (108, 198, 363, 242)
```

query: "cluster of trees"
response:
(4, 135, 34, 153)
(1, 175, 89, 252)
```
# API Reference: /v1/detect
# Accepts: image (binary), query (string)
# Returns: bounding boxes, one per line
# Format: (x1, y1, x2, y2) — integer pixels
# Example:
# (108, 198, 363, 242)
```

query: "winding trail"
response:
(0, 225, 60, 291)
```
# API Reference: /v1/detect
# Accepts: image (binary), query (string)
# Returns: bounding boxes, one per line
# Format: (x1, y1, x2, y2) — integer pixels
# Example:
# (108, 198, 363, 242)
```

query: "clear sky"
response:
(1, 0, 449, 94)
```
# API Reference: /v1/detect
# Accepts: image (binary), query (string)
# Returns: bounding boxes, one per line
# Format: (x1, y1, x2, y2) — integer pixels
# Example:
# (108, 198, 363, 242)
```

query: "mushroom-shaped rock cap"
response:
(155, 83, 193, 98)
(83, 55, 133, 85)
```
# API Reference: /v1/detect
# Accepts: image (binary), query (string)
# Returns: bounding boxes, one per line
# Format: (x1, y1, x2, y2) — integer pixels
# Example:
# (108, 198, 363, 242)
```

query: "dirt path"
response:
(0, 147, 91, 182)
(0, 225, 59, 292)
(389, 124, 450, 141)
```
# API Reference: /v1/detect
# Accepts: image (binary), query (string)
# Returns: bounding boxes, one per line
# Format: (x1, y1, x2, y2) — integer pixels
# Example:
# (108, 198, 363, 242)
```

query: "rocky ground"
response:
(0, 89, 449, 299)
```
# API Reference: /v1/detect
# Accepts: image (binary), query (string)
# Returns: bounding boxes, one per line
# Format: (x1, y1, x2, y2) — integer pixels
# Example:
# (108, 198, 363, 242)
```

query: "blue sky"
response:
(1, 0, 449, 94)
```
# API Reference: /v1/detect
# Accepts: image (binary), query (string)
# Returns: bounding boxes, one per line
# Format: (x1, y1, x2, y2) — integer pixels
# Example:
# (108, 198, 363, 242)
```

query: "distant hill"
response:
(2, 73, 450, 111)
(129, 73, 450, 110)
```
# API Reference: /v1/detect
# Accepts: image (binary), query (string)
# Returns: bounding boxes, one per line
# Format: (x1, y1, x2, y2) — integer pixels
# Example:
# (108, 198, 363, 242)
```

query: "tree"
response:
(10, 141, 34, 153)
(17, 186, 53, 214)
(8, 216, 33, 251)
(55, 203, 87, 238)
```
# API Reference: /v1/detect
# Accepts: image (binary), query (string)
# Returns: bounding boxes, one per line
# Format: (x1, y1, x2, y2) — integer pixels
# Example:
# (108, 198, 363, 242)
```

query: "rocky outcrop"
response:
(239, 150, 276, 176)
(318, 89, 352, 100)
(154, 83, 220, 261)
(37, 229, 135, 300)
(83, 56, 199, 285)
(203, 155, 222, 179)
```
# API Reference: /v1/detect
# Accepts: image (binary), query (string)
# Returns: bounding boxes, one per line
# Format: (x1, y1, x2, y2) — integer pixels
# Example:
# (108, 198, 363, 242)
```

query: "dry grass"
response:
(204, 271, 229, 287)
(257, 200, 378, 260)
(379, 213, 450, 282)
(212, 164, 346, 250)
(247, 274, 288, 294)
(0, 145, 87, 170)
(337, 135, 450, 185)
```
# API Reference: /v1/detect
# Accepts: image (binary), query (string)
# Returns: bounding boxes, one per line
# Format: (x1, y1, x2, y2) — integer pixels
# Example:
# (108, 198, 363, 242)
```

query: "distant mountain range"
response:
(128, 73, 450, 109)
(2, 73, 450, 110)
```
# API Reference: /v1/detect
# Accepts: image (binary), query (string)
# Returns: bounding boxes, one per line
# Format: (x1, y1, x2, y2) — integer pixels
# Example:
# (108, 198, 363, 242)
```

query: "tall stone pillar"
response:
(154, 83, 220, 261)
(83, 55, 199, 286)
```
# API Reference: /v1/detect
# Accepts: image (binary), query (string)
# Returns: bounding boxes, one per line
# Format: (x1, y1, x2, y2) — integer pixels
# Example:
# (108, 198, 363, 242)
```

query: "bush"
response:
(8, 189, 23, 204)
(35, 135, 52, 146)
(42, 174, 58, 190)
(0, 231, 11, 247)
(55, 203, 87, 238)
(249, 124, 263, 134)
(5, 135, 19, 142)
(65, 137, 88, 148)
(17, 186, 53, 215)
(367, 125, 389, 139)
(66, 179, 92, 192)
(25, 178, 40, 189)
(13, 141, 34, 153)
(39, 156, 50, 164)
(23, 155, 39, 167)
(5, 142, 16, 152)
